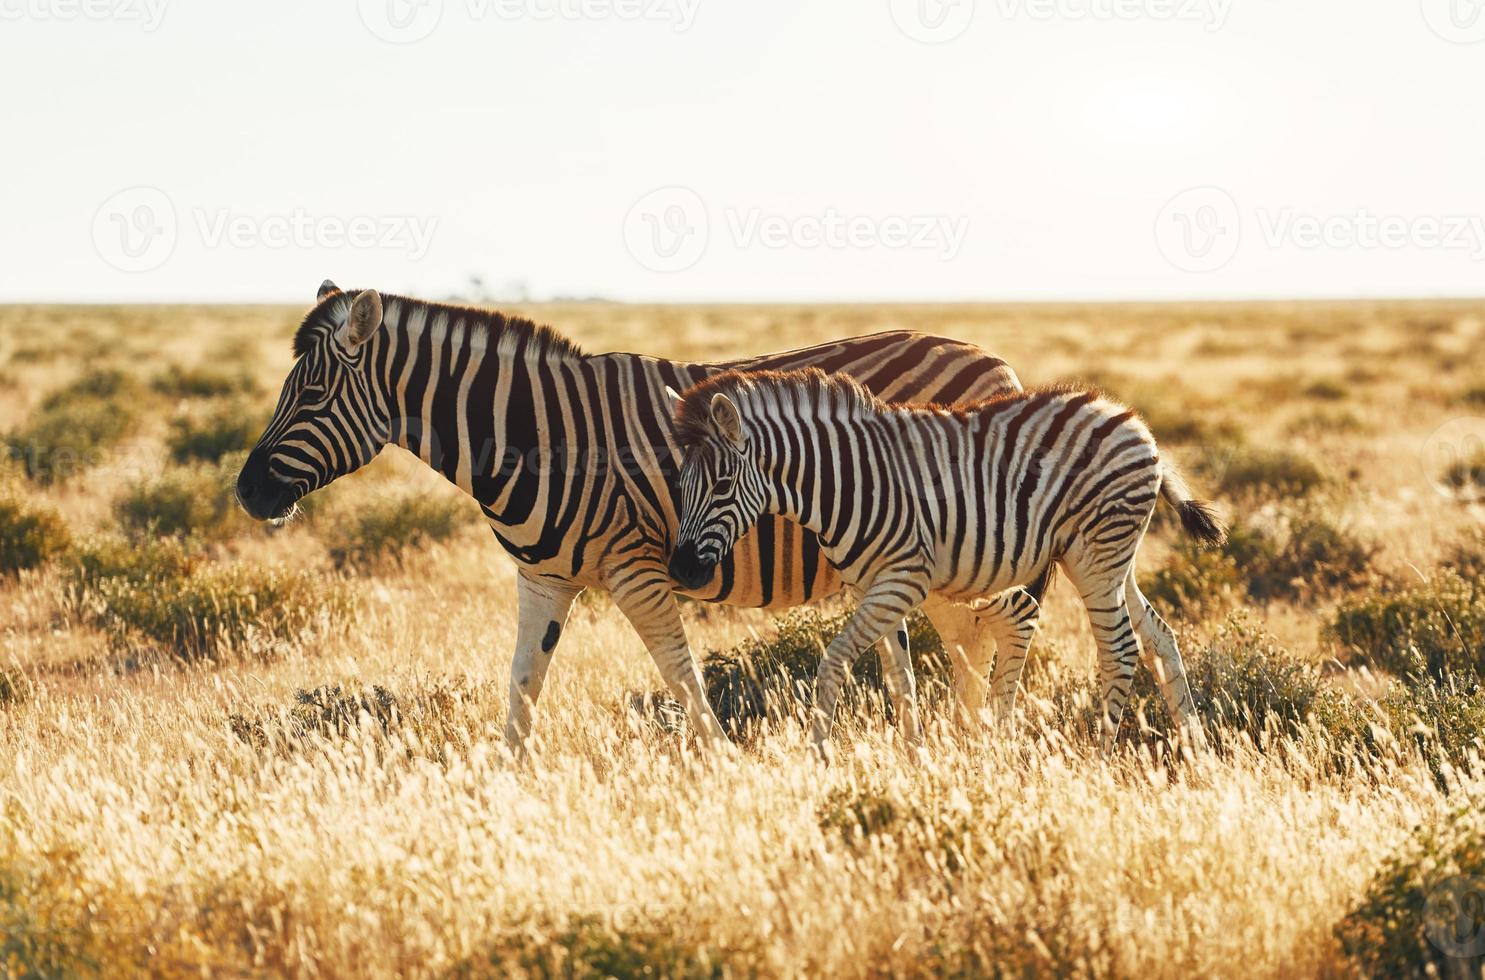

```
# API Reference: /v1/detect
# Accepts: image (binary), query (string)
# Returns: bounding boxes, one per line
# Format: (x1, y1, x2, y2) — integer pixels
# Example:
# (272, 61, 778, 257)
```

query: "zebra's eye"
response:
(713, 476, 735, 495)
(301, 385, 326, 400)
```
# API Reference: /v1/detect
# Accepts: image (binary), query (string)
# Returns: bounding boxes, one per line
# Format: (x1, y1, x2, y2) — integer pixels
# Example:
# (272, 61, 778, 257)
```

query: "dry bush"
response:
(114, 463, 241, 539)
(450, 916, 758, 979)
(151, 363, 259, 399)
(166, 398, 259, 464)
(320, 492, 476, 569)
(1441, 451, 1485, 499)
(69, 536, 346, 661)
(1337, 798, 1485, 979)
(1330, 574, 1485, 682)
(1147, 510, 1376, 617)
(0, 489, 70, 576)
(1200, 444, 1328, 500)
(4, 369, 142, 483)
(640, 608, 954, 739)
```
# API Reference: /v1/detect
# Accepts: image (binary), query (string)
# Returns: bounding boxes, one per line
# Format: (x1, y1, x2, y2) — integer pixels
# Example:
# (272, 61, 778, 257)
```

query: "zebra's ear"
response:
(709, 393, 746, 450)
(339, 289, 384, 349)
(663, 386, 684, 414)
(317, 279, 341, 301)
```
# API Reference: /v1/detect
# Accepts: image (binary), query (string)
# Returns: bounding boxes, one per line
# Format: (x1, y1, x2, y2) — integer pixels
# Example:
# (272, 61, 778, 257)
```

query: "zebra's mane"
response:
(674, 367, 882, 448)
(292, 290, 585, 361)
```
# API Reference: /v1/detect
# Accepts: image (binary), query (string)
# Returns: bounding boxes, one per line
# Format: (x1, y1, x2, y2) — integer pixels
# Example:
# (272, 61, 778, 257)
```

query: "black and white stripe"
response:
(669, 368, 1227, 751)
(236, 282, 1032, 750)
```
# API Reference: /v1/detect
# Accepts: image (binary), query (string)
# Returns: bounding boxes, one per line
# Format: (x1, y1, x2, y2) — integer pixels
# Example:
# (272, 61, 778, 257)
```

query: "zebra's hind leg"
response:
(504, 572, 583, 756)
(878, 623, 922, 747)
(1125, 573, 1207, 751)
(1065, 562, 1143, 751)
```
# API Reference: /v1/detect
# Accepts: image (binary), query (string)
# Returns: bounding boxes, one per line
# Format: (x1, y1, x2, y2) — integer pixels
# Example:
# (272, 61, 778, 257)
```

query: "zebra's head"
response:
(667, 384, 767, 590)
(235, 281, 391, 522)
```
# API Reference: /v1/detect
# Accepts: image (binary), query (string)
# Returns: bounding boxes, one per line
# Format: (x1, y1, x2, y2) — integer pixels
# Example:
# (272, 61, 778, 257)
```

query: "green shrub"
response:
(5, 370, 142, 483)
(0, 491, 71, 575)
(1244, 510, 1377, 602)
(453, 916, 755, 980)
(166, 400, 259, 464)
(70, 537, 344, 661)
(1442, 451, 1485, 498)
(1337, 801, 1485, 979)
(1442, 529, 1485, 583)
(654, 608, 953, 738)
(817, 782, 975, 872)
(0, 669, 32, 708)
(114, 464, 238, 539)
(1047, 617, 1369, 754)
(1200, 444, 1327, 499)
(1329, 575, 1485, 681)
(0, 866, 104, 978)
(151, 364, 258, 399)
(1378, 680, 1485, 783)
(228, 679, 496, 765)
(322, 493, 474, 568)
(1147, 512, 1374, 615)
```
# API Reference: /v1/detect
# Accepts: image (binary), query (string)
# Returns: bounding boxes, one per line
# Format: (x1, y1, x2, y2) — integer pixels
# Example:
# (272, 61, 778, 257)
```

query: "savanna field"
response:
(3, 300, 1485, 978)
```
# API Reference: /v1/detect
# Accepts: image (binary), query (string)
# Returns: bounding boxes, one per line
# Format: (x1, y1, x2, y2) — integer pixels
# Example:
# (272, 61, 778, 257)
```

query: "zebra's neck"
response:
(371, 296, 584, 506)
(749, 392, 909, 552)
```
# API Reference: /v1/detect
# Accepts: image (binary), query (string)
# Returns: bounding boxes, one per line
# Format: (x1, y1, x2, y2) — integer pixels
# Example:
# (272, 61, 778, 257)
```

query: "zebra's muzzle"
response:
(235, 451, 298, 522)
(667, 541, 716, 590)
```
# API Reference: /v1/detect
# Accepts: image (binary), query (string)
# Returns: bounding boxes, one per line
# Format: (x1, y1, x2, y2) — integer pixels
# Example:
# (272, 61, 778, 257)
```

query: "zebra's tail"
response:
(1158, 461, 1227, 546)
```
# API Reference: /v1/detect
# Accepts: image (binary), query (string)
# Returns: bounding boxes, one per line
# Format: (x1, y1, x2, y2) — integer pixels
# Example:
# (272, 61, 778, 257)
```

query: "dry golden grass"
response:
(2, 300, 1484, 978)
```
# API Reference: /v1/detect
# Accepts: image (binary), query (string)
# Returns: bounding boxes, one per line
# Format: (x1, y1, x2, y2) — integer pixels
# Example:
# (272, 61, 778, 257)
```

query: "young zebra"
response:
(667, 368, 1227, 752)
(235, 282, 1040, 752)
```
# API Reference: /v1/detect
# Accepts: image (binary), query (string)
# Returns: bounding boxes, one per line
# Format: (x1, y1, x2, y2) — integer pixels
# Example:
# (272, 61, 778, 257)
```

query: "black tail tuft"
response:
(1178, 499, 1227, 546)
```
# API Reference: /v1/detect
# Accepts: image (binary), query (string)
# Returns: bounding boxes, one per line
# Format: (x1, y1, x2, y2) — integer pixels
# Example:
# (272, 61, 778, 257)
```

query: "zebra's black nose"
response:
(667, 541, 715, 590)
(235, 450, 295, 521)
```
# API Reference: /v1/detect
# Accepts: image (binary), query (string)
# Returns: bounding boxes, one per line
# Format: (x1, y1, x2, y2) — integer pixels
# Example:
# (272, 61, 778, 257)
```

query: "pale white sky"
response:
(1, 0, 1483, 302)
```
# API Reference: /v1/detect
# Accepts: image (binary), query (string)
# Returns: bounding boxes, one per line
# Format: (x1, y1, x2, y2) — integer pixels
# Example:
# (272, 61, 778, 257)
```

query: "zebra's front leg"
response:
(812, 578, 928, 758)
(605, 562, 731, 752)
(504, 572, 583, 754)
(977, 589, 1042, 727)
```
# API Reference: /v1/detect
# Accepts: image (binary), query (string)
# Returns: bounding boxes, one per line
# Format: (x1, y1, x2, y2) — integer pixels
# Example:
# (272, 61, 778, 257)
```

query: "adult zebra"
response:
(667, 368, 1226, 753)
(235, 282, 1034, 749)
